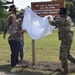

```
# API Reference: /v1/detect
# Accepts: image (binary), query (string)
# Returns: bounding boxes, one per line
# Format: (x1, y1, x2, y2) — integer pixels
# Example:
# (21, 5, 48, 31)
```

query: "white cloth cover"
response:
(22, 7, 55, 40)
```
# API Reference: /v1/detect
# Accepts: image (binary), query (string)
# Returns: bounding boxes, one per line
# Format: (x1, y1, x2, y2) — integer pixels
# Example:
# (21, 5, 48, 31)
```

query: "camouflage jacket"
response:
(48, 15, 74, 40)
(17, 17, 24, 41)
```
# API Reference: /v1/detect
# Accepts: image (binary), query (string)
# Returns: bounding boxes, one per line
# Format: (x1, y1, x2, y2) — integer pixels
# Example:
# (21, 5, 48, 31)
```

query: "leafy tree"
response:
(0, 0, 13, 32)
(0, 0, 4, 18)
(66, 0, 75, 19)
(0, 0, 13, 18)
(52, 0, 75, 19)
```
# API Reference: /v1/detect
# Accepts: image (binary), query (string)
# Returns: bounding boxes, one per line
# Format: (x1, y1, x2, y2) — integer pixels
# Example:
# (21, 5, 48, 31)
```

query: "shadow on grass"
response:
(0, 61, 75, 75)
(0, 64, 57, 75)
(0, 64, 15, 74)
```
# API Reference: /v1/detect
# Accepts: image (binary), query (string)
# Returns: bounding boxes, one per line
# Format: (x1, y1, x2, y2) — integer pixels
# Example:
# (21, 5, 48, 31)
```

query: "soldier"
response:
(48, 7, 75, 74)
(17, 11, 24, 62)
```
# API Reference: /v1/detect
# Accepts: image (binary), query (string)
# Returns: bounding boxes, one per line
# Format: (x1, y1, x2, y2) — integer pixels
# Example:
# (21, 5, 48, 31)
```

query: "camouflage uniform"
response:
(48, 15, 75, 73)
(16, 9, 24, 62)
(18, 17, 24, 62)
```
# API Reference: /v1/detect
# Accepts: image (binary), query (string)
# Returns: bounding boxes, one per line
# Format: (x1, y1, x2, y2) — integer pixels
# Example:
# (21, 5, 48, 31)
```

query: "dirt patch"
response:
(19, 61, 75, 73)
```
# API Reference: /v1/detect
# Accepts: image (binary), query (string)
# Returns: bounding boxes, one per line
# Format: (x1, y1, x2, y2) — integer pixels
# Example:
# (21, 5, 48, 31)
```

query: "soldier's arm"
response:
(67, 17, 74, 27)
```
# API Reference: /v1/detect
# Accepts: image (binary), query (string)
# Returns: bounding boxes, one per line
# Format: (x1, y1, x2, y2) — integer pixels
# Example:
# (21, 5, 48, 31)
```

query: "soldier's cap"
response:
(59, 7, 67, 14)
(9, 4, 16, 11)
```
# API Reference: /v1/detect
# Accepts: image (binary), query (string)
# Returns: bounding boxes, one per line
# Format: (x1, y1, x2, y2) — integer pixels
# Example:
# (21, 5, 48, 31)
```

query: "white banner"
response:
(22, 7, 55, 40)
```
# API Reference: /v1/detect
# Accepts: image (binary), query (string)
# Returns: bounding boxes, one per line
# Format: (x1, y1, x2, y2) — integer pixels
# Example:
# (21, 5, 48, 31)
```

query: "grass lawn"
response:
(0, 28, 75, 75)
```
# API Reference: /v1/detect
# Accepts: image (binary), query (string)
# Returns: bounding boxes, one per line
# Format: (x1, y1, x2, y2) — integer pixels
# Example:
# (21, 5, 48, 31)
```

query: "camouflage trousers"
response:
(19, 40, 24, 61)
(59, 39, 75, 71)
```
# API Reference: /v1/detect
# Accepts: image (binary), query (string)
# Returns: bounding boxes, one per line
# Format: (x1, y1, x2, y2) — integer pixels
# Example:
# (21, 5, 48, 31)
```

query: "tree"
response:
(0, 0, 13, 32)
(51, 0, 75, 19)
(66, 0, 75, 19)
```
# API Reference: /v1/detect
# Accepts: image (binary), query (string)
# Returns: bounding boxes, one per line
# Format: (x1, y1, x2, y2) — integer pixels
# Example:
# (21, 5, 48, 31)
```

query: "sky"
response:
(8, 0, 52, 10)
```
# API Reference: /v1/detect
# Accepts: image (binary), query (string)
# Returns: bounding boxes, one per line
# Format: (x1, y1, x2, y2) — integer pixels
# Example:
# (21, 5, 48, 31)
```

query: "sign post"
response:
(31, 1, 64, 65)
(32, 40, 36, 65)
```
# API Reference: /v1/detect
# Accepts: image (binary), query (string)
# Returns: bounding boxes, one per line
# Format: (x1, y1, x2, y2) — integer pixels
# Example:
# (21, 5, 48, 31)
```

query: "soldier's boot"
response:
(62, 68, 68, 74)
(68, 54, 75, 64)
(61, 65, 68, 74)
(57, 68, 68, 75)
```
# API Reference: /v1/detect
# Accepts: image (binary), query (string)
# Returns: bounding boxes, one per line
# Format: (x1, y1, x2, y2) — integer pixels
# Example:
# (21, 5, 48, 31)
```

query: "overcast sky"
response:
(8, 0, 52, 10)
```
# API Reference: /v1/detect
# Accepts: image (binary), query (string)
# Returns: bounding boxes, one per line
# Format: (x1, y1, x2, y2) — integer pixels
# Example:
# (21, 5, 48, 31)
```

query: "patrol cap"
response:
(9, 4, 16, 11)
(59, 7, 67, 14)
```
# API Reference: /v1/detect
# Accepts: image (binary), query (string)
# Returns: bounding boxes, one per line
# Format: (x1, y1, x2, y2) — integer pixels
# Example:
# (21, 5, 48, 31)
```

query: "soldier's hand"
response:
(47, 15, 54, 21)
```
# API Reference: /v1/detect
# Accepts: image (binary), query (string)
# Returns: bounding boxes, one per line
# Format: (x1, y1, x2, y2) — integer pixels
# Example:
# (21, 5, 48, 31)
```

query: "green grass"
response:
(0, 28, 75, 75)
